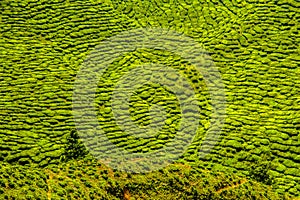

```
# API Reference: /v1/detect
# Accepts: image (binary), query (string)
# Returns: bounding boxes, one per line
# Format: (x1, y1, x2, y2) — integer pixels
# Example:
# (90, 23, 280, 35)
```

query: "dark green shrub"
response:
(248, 153, 274, 185)
(61, 130, 89, 161)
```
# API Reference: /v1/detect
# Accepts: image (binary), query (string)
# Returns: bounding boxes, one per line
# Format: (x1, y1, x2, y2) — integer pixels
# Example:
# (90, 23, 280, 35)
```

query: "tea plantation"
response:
(0, 0, 299, 199)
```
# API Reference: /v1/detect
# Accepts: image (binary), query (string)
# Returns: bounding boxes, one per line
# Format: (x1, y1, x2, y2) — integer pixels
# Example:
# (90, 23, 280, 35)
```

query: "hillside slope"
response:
(0, 0, 299, 197)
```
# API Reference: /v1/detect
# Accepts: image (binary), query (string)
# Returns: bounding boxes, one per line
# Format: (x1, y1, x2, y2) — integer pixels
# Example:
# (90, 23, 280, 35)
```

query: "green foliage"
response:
(0, 161, 286, 200)
(61, 130, 89, 161)
(0, 0, 299, 197)
(248, 153, 274, 185)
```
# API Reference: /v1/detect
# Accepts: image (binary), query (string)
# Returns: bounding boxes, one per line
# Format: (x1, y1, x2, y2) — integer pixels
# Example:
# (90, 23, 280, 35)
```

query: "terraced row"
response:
(1, 0, 299, 196)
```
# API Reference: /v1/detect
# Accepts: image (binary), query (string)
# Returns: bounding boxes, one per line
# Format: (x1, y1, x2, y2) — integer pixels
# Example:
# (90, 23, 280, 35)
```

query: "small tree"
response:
(61, 129, 89, 161)
(249, 153, 274, 185)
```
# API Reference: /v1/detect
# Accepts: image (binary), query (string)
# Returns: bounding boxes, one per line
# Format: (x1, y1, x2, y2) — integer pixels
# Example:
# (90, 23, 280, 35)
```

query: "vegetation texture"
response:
(0, 159, 289, 199)
(0, 0, 299, 198)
